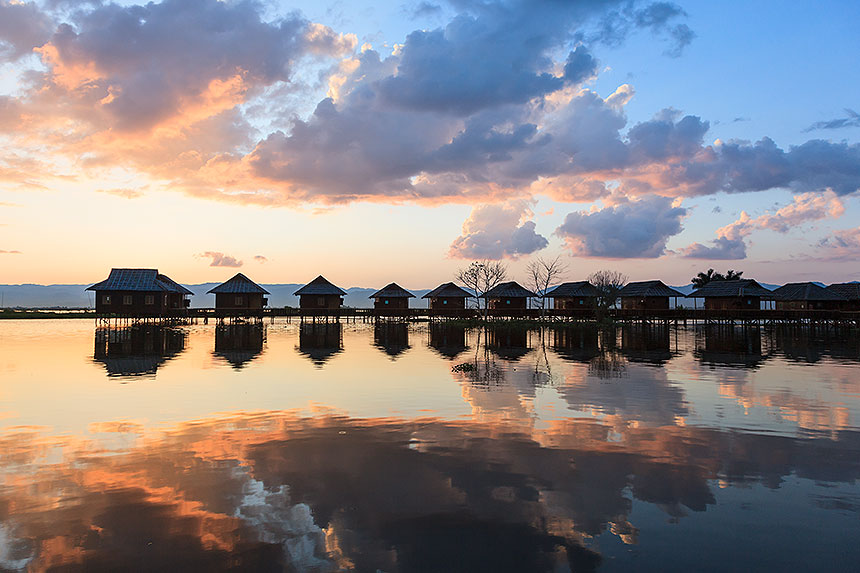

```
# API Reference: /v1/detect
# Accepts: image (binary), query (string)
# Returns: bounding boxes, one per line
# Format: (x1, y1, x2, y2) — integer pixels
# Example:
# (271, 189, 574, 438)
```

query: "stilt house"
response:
(687, 279, 772, 310)
(482, 281, 536, 310)
(772, 282, 846, 310)
(87, 268, 192, 315)
(208, 273, 270, 311)
(617, 280, 682, 311)
(422, 282, 471, 310)
(294, 275, 346, 309)
(544, 281, 600, 310)
(369, 283, 415, 310)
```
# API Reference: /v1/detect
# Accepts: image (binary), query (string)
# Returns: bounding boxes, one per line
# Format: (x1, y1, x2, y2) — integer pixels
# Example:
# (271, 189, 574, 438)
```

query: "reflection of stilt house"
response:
(551, 326, 600, 363)
(87, 268, 192, 315)
(617, 281, 682, 311)
(687, 279, 772, 310)
(373, 322, 410, 358)
(544, 281, 600, 310)
(294, 276, 346, 310)
(93, 325, 187, 377)
(428, 323, 469, 359)
(695, 325, 765, 368)
(370, 283, 414, 310)
(214, 323, 265, 369)
(208, 273, 269, 313)
(297, 322, 343, 366)
(621, 324, 672, 364)
(422, 282, 471, 311)
(485, 326, 532, 361)
(772, 282, 846, 310)
(482, 282, 536, 310)
(826, 283, 860, 311)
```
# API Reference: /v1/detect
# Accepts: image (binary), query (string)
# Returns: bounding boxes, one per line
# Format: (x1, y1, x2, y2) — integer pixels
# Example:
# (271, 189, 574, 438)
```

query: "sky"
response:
(0, 0, 858, 288)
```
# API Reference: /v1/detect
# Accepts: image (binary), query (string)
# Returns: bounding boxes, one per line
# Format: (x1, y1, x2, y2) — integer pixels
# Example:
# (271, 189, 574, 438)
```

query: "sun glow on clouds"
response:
(0, 0, 858, 283)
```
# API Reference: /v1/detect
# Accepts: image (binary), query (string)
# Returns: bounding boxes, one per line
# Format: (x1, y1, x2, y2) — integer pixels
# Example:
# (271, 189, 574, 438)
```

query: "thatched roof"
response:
(481, 281, 537, 299)
(687, 279, 773, 299)
(544, 281, 600, 299)
(294, 275, 347, 296)
(369, 282, 415, 298)
(87, 268, 191, 294)
(422, 282, 471, 299)
(617, 280, 683, 298)
(208, 273, 270, 295)
(772, 282, 846, 301)
(827, 283, 860, 300)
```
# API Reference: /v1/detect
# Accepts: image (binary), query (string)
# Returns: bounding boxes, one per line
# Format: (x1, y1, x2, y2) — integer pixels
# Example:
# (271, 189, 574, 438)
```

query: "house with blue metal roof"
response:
(208, 273, 270, 311)
(87, 268, 191, 315)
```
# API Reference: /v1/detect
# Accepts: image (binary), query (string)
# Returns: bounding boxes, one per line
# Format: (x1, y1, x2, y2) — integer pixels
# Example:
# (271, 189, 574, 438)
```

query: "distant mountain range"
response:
(2, 281, 851, 309)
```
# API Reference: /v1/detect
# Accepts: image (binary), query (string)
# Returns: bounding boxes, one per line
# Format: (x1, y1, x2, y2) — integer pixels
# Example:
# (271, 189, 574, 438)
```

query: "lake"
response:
(0, 319, 858, 571)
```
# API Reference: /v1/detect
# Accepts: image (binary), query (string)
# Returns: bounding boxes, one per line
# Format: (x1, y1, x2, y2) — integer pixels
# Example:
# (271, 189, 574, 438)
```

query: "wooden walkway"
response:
(92, 307, 860, 327)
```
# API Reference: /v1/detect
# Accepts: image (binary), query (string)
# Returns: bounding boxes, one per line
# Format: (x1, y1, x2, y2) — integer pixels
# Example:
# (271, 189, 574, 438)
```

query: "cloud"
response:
(682, 191, 846, 259)
(199, 251, 243, 267)
(448, 200, 548, 259)
(817, 227, 860, 261)
(0, 0, 52, 62)
(96, 188, 144, 199)
(253, 255, 268, 263)
(0, 249, 22, 254)
(804, 109, 860, 132)
(556, 195, 686, 258)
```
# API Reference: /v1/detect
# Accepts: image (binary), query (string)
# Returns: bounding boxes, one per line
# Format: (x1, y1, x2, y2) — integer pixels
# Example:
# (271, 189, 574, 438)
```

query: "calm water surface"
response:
(0, 319, 858, 571)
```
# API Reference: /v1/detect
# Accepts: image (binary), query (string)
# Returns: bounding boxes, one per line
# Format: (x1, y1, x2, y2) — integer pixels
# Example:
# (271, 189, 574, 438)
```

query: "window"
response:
(443, 299, 448, 304)
(102, 295, 111, 305)
(506, 299, 511, 305)
(235, 296, 244, 306)
(317, 297, 325, 306)
(144, 295, 154, 305)
(123, 295, 133, 305)
(385, 299, 389, 305)
(579, 299, 584, 305)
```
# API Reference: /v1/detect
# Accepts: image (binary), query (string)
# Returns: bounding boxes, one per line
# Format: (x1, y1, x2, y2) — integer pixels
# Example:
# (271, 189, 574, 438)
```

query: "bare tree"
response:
(526, 256, 568, 314)
(588, 270, 628, 317)
(456, 260, 508, 316)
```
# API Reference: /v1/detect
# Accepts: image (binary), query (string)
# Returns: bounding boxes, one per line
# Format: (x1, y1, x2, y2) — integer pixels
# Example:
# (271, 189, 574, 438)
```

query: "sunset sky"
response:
(1, 0, 858, 288)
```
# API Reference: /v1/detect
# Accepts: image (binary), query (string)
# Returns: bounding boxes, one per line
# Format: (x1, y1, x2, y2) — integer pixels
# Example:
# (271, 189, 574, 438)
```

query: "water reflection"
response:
(93, 325, 187, 378)
(373, 322, 411, 359)
(297, 322, 343, 366)
(213, 323, 266, 370)
(551, 326, 600, 363)
(428, 323, 469, 360)
(485, 326, 533, 362)
(695, 325, 768, 368)
(620, 323, 674, 365)
(1, 413, 858, 572)
(770, 326, 860, 364)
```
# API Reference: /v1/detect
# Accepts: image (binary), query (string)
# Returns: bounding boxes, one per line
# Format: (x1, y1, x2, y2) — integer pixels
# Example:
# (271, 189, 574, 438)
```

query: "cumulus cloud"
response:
(556, 195, 686, 258)
(804, 109, 860, 132)
(253, 255, 268, 263)
(682, 191, 846, 259)
(200, 251, 243, 267)
(0, 0, 52, 62)
(449, 200, 548, 259)
(97, 188, 144, 199)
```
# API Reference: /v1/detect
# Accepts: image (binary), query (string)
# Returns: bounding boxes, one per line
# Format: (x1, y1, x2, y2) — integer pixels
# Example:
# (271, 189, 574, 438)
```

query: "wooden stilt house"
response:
(208, 273, 269, 311)
(294, 276, 346, 309)
(422, 282, 471, 311)
(617, 280, 682, 311)
(772, 282, 847, 310)
(826, 283, 860, 311)
(87, 268, 191, 315)
(482, 281, 536, 310)
(369, 283, 415, 310)
(687, 279, 773, 310)
(544, 281, 600, 310)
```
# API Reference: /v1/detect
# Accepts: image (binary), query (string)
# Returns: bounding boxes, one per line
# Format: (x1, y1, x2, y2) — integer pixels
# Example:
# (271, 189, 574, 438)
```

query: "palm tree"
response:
(725, 269, 744, 280)
(691, 268, 717, 288)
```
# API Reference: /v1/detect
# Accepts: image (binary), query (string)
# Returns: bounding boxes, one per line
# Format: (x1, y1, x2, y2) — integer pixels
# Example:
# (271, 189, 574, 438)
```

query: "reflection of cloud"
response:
(1, 410, 859, 570)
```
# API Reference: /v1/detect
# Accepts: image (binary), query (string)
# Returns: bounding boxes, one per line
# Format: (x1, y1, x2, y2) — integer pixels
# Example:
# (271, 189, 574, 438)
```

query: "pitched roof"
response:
(369, 282, 415, 298)
(617, 280, 683, 298)
(207, 273, 270, 294)
(827, 283, 860, 300)
(544, 281, 600, 299)
(87, 268, 190, 294)
(422, 282, 472, 299)
(687, 279, 773, 298)
(771, 282, 846, 301)
(481, 281, 537, 299)
(293, 275, 347, 296)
